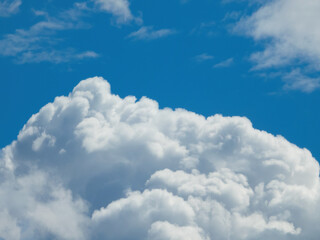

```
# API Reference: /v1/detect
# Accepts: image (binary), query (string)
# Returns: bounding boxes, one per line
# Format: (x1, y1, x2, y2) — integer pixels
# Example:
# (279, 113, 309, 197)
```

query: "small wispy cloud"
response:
(213, 58, 234, 68)
(223, 11, 241, 21)
(283, 69, 320, 93)
(128, 26, 175, 40)
(32, 9, 48, 17)
(0, 0, 21, 17)
(189, 21, 216, 37)
(76, 51, 99, 59)
(18, 50, 99, 64)
(0, 4, 98, 64)
(194, 53, 214, 63)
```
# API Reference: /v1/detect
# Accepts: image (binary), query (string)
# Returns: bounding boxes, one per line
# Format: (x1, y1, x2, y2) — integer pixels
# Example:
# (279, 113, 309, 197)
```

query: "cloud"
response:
(0, 165, 89, 240)
(236, 0, 320, 69)
(94, 0, 135, 24)
(189, 21, 216, 37)
(92, 189, 196, 239)
(0, 4, 98, 63)
(0, 0, 21, 17)
(235, 0, 320, 92)
(283, 69, 320, 93)
(18, 50, 99, 64)
(128, 26, 175, 40)
(1, 77, 320, 239)
(148, 221, 208, 240)
(213, 57, 234, 68)
(194, 53, 214, 63)
(223, 11, 241, 21)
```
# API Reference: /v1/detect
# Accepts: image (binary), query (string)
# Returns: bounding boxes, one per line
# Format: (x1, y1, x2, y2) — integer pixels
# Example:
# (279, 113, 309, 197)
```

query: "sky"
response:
(1, 0, 320, 239)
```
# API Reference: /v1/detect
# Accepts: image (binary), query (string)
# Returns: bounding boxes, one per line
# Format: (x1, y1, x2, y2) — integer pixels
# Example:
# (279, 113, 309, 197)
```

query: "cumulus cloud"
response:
(128, 26, 176, 40)
(235, 0, 320, 92)
(0, 0, 21, 17)
(0, 77, 320, 239)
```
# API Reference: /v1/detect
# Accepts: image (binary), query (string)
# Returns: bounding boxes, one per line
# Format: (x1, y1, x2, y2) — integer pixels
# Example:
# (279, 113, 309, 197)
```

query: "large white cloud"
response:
(0, 77, 319, 239)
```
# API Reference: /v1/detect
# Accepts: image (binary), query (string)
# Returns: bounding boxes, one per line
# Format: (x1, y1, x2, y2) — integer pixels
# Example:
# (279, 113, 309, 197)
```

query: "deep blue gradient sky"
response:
(1, 0, 319, 161)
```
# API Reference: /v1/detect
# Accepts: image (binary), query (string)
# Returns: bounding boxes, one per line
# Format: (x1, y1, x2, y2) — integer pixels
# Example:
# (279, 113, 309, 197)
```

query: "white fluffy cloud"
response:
(0, 77, 320, 239)
(235, 0, 320, 92)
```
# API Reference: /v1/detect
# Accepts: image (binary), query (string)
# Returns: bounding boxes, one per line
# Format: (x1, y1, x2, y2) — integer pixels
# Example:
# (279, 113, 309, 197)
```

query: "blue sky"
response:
(1, 0, 319, 161)
(1, 1, 320, 239)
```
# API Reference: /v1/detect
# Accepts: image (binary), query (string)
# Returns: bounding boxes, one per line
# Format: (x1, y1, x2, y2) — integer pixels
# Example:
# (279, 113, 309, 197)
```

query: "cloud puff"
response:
(0, 0, 21, 17)
(0, 77, 319, 239)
